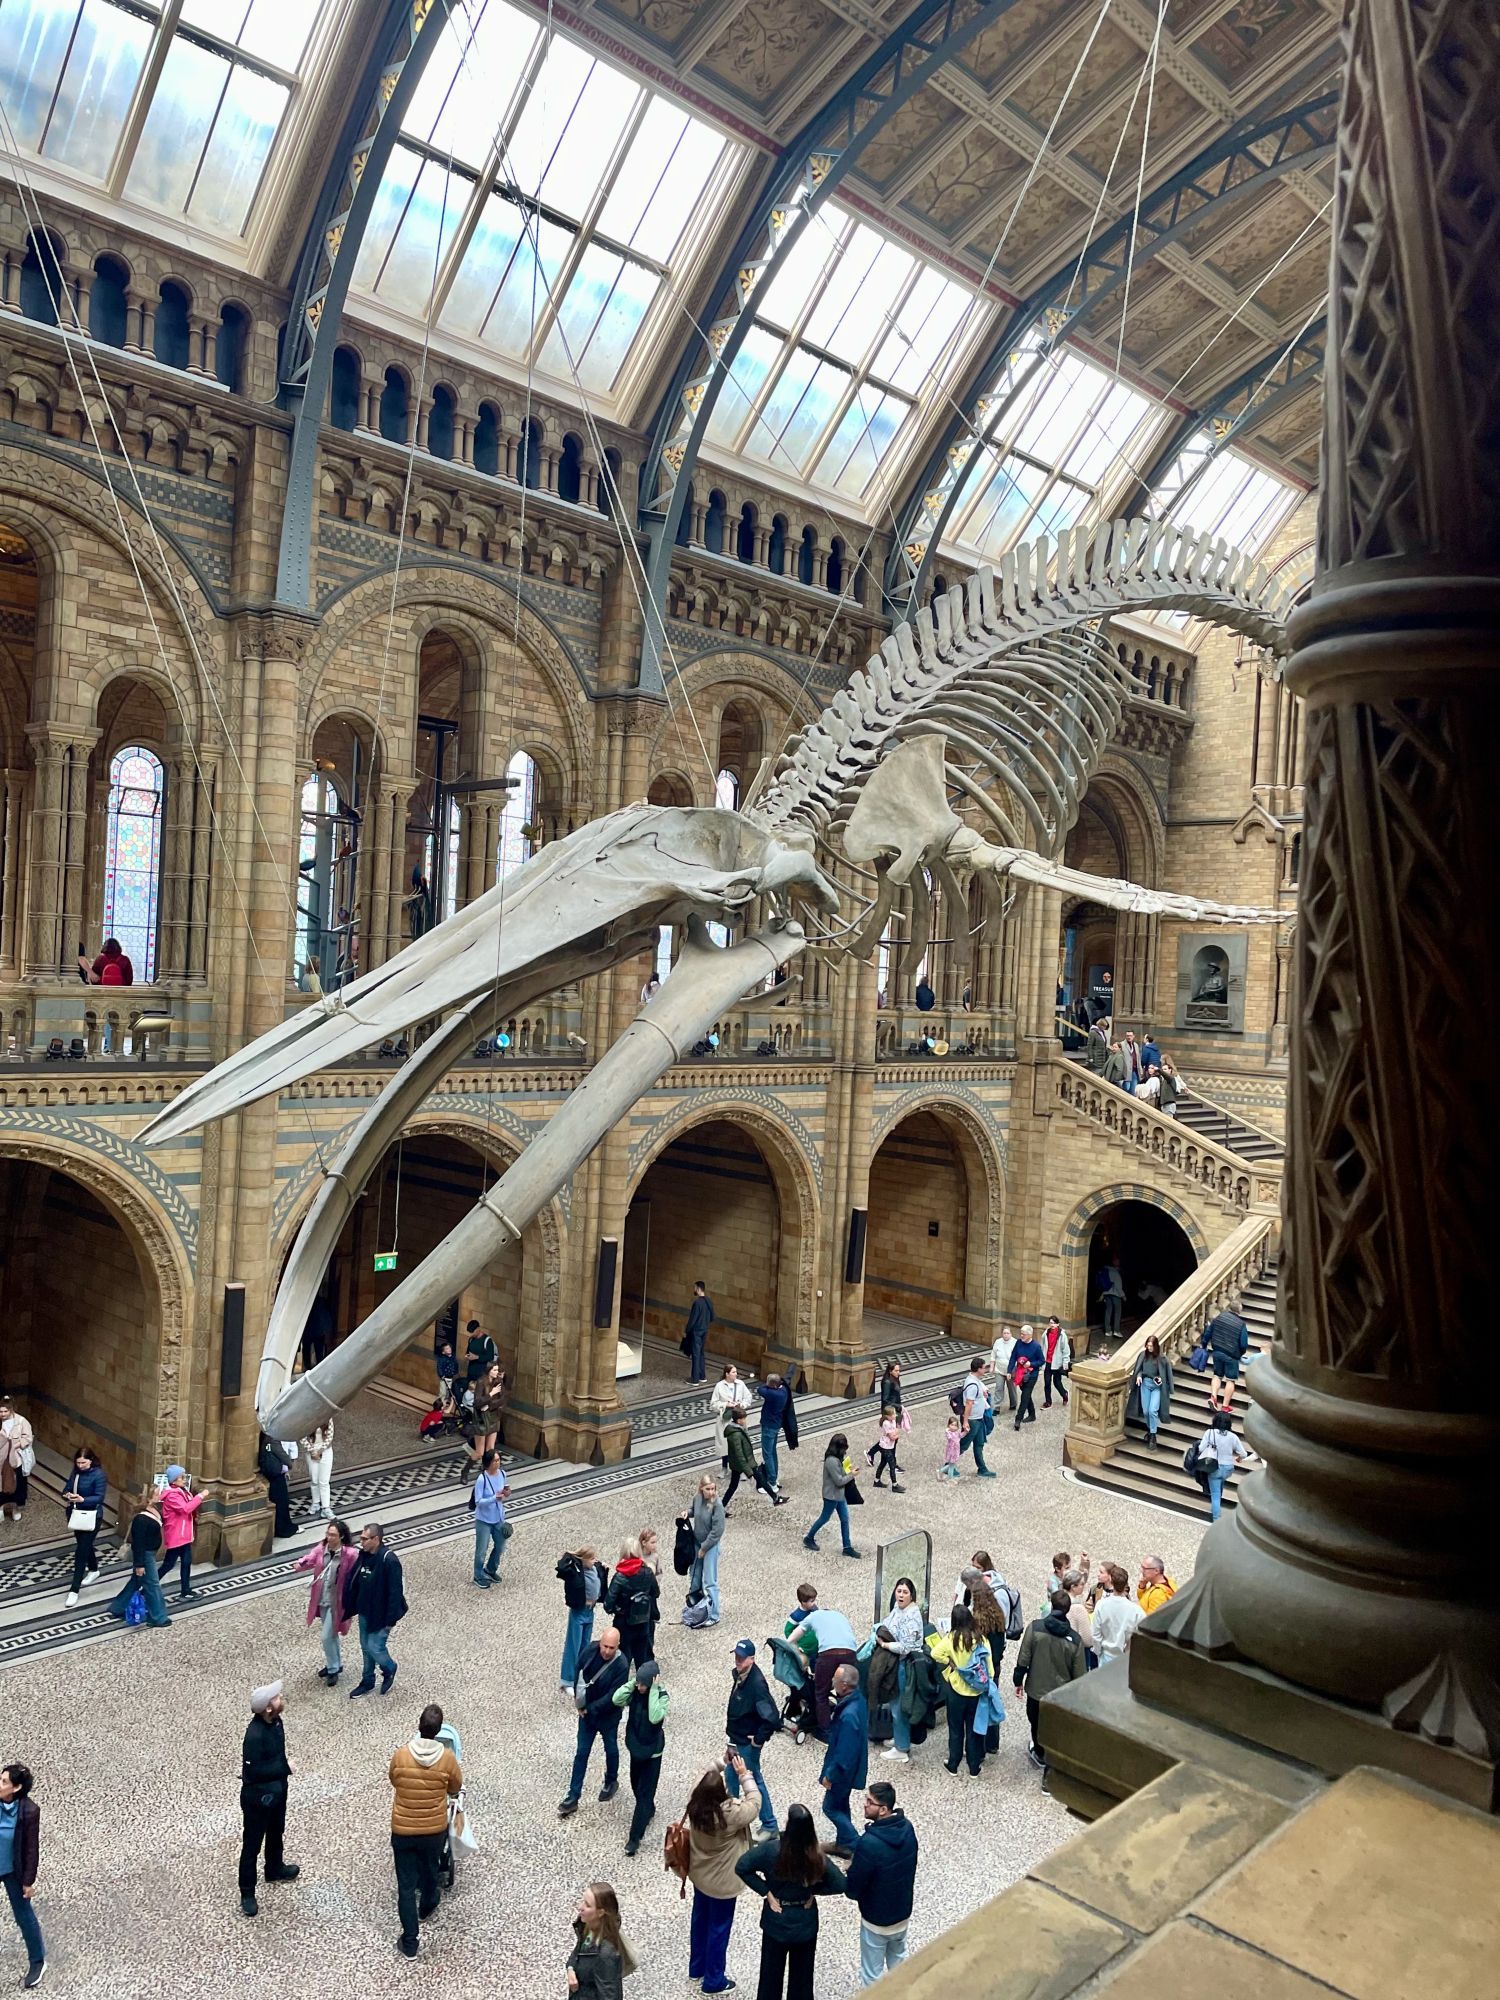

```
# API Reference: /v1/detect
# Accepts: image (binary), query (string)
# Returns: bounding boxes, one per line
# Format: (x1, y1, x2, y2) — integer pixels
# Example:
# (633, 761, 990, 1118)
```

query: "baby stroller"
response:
(766, 1634, 812, 1746)
(436, 1720, 469, 1887)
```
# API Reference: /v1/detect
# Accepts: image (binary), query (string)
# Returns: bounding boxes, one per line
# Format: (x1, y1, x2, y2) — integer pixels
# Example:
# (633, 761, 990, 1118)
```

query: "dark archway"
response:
(623, 1120, 782, 1369)
(865, 1111, 969, 1334)
(0, 1157, 161, 1520)
(1084, 1199, 1198, 1345)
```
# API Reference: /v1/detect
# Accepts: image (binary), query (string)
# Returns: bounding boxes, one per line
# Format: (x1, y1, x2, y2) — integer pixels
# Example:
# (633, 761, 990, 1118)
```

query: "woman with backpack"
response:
(557, 1546, 608, 1694)
(604, 1536, 661, 1668)
(802, 1434, 861, 1559)
(926, 1604, 994, 1777)
(680, 1476, 725, 1625)
(735, 1801, 846, 2000)
(678, 1758, 759, 1996)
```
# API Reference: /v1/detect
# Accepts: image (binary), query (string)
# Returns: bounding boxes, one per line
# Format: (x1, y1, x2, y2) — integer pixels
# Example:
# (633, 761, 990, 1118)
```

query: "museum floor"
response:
(0, 1396, 1208, 1997)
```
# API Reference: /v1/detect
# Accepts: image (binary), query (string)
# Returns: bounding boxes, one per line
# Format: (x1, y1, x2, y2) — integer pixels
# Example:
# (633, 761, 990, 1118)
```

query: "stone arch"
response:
(0, 1127, 192, 1487)
(1057, 1180, 1207, 1331)
(624, 1094, 822, 1360)
(869, 1089, 1007, 1333)
(302, 564, 593, 805)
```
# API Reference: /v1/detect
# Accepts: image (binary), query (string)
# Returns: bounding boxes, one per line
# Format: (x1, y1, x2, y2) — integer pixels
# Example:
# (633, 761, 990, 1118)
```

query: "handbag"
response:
(124, 1587, 147, 1627)
(67, 1507, 98, 1533)
(450, 1792, 479, 1852)
(846, 1478, 865, 1506)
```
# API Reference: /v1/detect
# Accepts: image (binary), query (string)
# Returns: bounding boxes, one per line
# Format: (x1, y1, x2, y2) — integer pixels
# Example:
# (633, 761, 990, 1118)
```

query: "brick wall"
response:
(623, 1121, 779, 1364)
(865, 1112, 968, 1329)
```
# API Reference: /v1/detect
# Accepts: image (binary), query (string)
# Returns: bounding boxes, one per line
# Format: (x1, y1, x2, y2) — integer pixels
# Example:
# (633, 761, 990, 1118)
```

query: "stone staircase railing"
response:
(1050, 1056, 1283, 1213)
(1177, 1076, 1286, 1157)
(1065, 1207, 1279, 1469)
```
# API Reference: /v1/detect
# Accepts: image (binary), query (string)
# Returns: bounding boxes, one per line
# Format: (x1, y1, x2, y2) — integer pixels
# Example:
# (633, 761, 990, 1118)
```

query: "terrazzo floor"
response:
(2, 1403, 1205, 1998)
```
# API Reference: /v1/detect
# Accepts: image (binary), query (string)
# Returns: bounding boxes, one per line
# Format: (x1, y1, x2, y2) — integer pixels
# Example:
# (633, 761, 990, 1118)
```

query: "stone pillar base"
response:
(545, 1405, 632, 1466)
(950, 1307, 1000, 1347)
(201, 1482, 275, 1565)
(1128, 1619, 1498, 1814)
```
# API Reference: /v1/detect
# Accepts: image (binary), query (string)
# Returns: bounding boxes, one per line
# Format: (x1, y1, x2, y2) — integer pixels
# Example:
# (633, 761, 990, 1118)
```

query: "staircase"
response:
(1073, 1258, 1277, 1519)
(1175, 1089, 1284, 1164)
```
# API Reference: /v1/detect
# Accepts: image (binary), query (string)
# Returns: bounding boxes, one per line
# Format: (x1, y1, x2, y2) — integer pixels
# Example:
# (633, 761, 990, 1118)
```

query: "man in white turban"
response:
(239, 1681, 298, 1917)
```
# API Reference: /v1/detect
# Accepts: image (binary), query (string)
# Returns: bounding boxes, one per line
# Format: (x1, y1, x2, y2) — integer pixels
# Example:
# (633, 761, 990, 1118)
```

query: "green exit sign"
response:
(373, 1251, 398, 1274)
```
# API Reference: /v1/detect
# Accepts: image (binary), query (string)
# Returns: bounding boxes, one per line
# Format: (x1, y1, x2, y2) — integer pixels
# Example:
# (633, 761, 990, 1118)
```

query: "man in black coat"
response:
(342, 1523, 407, 1697)
(239, 1681, 299, 1917)
(725, 1638, 781, 1834)
(559, 1624, 629, 1817)
(682, 1280, 714, 1383)
(258, 1433, 300, 1539)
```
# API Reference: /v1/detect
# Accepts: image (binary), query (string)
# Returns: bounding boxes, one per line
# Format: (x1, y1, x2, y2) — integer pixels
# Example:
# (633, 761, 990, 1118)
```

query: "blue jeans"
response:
(473, 1519, 505, 1582)
(319, 1605, 343, 1675)
(108, 1549, 170, 1626)
(358, 1617, 395, 1684)
(690, 1543, 721, 1620)
(1139, 1380, 1162, 1436)
(566, 1712, 620, 1801)
(959, 1416, 991, 1472)
(807, 1497, 854, 1551)
(822, 1785, 860, 1851)
(725, 1738, 776, 1831)
(891, 1658, 912, 1752)
(688, 1331, 707, 1382)
(689, 1889, 737, 1992)
(761, 1425, 780, 1487)
(1103, 1294, 1123, 1334)
(860, 1922, 908, 1986)
(561, 1605, 595, 1687)
(1205, 1465, 1229, 1520)
(1, 1872, 43, 1967)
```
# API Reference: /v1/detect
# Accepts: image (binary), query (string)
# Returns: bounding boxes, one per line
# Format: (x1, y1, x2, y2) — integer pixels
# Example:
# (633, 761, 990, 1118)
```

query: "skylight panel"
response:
(755, 221, 841, 334)
(403, 0, 536, 163)
(2, 0, 152, 179)
(179, 0, 316, 71)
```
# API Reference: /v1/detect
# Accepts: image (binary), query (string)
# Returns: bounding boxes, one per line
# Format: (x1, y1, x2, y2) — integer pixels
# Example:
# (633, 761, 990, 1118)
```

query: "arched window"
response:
(474, 400, 501, 477)
(20, 231, 64, 325)
(558, 433, 583, 504)
(599, 446, 622, 517)
(379, 367, 410, 443)
(103, 746, 164, 984)
(427, 384, 456, 460)
(216, 303, 250, 394)
(329, 346, 361, 431)
(154, 281, 191, 370)
(827, 536, 844, 596)
(517, 416, 543, 490)
(90, 256, 129, 347)
(674, 482, 695, 548)
(736, 503, 757, 564)
(295, 771, 353, 991)
(768, 515, 787, 575)
(705, 491, 727, 555)
(497, 750, 538, 881)
(798, 525, 817, 587)
(714, 768, 739, 811)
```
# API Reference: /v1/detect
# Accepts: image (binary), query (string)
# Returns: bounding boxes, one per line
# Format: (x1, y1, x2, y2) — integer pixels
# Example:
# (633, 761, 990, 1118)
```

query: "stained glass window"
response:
(496, 749, 537, 881)
(103, 744, 163, 982)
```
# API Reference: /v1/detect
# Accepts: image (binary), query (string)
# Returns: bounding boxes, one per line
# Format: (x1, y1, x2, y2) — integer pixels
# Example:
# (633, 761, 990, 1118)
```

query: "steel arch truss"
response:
(635, 0, 1016, 693)
(275, 0, 457, 608)
(1115, 317, 1327, 523)
(884, 91, 1338, 616)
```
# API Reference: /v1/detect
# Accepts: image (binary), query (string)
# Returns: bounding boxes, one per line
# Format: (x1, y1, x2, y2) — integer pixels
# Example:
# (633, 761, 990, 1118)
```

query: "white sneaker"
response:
(64, 1592, 79, 1608)
(879, 1748, 910, 1763)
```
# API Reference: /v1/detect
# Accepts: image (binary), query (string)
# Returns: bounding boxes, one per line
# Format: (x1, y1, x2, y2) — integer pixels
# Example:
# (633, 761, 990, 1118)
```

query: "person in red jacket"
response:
(0, 1761, 44, 1988)
(158, 1466, 205, 1603)
(79, 938, 134, 986)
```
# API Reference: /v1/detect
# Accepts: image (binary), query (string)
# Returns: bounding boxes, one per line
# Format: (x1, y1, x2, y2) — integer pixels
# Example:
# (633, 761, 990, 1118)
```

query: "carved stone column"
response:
(0, 769, 23, 972)
(23, 726, 96, 974)
(1133, 0, 1500, 1811)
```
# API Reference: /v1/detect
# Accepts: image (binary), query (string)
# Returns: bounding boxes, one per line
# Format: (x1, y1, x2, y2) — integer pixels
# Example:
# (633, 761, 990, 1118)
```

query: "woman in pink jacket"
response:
(158, 1466, 204, 1603)
(295, 1517, 357, 1685)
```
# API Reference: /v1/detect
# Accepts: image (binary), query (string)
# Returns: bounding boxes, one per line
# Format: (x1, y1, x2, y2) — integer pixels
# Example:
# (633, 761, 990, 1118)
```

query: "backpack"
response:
(947, 1380, 968, 1416)
(1183, 1439, 1210, 1484)
(681, 1593, 713, 1629)
(621, 1578, 653, 1626)
(996, 1580, 1024, 1642)
(663, 1814, 692, 1898)
(672, 1519, 696, 1576)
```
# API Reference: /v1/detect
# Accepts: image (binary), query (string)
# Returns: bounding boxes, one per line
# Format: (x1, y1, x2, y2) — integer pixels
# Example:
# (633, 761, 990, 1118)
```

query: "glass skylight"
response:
(351, 0, 734, 397)
(703, 203, 975, 500)
(955, 350, 1163, 559)
(0, 0, 325, 236)
(1162, 449, 1301, 556)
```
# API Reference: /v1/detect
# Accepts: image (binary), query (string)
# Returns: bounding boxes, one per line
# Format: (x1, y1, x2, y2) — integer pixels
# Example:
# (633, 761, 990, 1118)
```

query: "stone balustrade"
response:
(1050, 1057, 1282, 1213)
(1065, 1207, 1278, 1469)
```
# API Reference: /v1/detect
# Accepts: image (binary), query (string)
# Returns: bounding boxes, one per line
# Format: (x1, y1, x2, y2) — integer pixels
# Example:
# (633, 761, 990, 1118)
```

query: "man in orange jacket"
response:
(388, 1703, 461, 1959)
